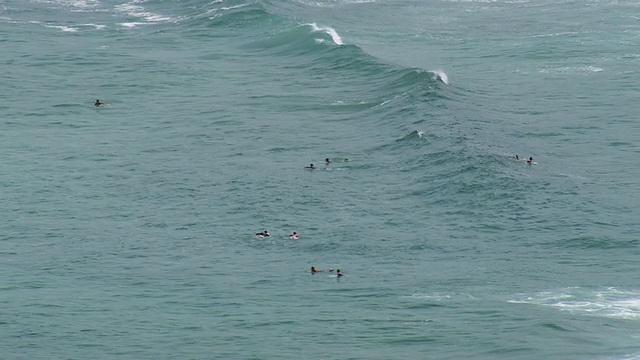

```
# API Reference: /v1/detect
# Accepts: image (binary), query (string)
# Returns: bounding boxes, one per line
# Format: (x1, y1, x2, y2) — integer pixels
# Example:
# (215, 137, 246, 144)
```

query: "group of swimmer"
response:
(258, 156, 354, 275)
(304, 157, 352, 275)
(305, 157, 348, 169)
(515, 155, 534, 164)
(254, 234, 343, 276)
(255, 230, 298, 240)
(311, 266, 343, 277)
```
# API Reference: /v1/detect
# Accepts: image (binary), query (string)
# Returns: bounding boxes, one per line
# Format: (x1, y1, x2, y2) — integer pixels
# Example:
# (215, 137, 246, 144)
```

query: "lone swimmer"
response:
(289, 232, 299, 240)
(94, 99, 103, 107)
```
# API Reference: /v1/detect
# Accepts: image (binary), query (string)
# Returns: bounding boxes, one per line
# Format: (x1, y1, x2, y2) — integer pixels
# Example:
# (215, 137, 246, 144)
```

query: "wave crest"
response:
(307, 23, 343, 45)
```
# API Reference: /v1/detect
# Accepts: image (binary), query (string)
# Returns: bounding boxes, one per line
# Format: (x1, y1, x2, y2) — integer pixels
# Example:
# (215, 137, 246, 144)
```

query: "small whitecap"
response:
(432, 70, 449, 85)
(307, 23, 343, 45)
(81, 23, 107, 30)
(119, 22, 146, 28)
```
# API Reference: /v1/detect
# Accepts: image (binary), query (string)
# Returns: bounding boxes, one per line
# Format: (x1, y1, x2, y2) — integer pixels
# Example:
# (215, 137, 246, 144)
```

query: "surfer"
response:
(526, 156, 533, 165)
(289, 232, 299, 240)
(305, 163, 315, 169)
(94, 99, 103, 107)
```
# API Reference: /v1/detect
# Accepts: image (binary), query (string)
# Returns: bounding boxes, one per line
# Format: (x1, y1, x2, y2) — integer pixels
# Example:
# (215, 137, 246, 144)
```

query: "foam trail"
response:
(44, 24, 78, 32)
(81, 23, 107, 30)
(308, 23, 343, 45)
(509, 287, 640, 320)
(432, 70, 449, 85)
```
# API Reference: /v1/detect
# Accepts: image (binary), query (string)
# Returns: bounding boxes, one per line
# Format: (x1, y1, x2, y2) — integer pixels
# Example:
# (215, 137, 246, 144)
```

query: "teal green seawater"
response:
(2, 0, 640, 359)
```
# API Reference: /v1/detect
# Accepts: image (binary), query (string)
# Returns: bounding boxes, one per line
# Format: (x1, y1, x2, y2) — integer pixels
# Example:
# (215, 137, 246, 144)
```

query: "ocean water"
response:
(2, 0, 640, 358)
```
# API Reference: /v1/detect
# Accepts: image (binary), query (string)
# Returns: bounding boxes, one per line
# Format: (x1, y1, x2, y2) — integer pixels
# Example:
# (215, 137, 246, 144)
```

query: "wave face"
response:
(3, 0, 640, 359)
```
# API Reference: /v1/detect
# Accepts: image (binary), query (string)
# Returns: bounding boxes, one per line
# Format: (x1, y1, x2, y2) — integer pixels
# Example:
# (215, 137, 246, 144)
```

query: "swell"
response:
(175, 0, 525, 212)
(246, 22, 448, 91)
(141, 0, 522, 207)
(176, 0, 280, 31)
(244, 23, 452, 135)
(173, 1, 450, 96)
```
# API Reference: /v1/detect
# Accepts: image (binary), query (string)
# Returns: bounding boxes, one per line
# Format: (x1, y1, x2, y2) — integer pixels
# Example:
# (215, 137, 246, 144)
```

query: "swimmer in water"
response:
(305, 164, 315, 169)
(325, 158, 333, 164)
(337, 269, 343, 277)
(94, 99, 103, 107)
(515, 155, 519, 161)
(310, 266, 321, 274)
(526, 156, 533, 164)
(255, 230, 270, 238)
(289, 232, 299, 240)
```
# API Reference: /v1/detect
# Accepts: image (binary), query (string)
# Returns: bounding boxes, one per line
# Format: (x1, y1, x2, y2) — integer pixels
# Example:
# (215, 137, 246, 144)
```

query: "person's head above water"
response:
(94, 99, 102, 106)
(325, 158, 332, 163)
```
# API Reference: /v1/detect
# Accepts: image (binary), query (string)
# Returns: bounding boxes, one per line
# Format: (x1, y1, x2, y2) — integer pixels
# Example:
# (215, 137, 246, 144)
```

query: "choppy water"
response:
(2, 0, 640, 358)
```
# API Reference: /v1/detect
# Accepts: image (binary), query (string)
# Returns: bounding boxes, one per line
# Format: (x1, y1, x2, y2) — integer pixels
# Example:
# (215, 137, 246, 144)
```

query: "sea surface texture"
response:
(2, 0, 640, 359)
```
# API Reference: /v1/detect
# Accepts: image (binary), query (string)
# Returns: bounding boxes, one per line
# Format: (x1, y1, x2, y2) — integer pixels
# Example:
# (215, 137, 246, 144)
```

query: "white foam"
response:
(307, 23, 343, 45)
(509, 287, 640, 320)
(373, 94, 400, 109)
(34, 0, 100, 9)
(331, 100, 370, 106)
(81, 23, 107, 30)
(432, 70, 449, 85)
(409, 293, 452, 300)
(207, 4, 248, 12)
(539, 65, 604, 74)
(119, 22, 147, 28)
(44, 24, 78, 32)
(582, 65, 604, 73)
